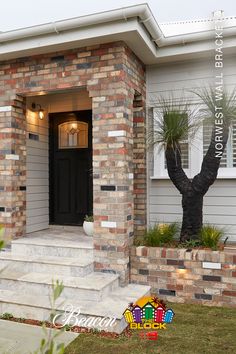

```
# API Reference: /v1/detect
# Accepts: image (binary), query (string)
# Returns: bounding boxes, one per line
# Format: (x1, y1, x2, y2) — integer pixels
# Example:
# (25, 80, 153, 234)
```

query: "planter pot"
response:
(83, 221, 94, 237)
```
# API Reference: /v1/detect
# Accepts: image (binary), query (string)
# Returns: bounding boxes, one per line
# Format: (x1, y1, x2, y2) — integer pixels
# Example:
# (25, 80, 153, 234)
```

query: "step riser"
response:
(0, 302, 127, 334)
(0, 302, 52, 324)
(0, 278, 119, 301)
(0, 260, 93, 277)
(12, 244, 94, 260)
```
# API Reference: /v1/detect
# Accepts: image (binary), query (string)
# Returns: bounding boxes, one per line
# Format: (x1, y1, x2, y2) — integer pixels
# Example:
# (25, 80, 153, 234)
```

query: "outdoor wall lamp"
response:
(31, 103, 45, 120)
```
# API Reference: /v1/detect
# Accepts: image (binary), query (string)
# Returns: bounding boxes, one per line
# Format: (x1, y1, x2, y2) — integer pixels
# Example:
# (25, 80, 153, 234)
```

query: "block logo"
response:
(123, 295, 174, 330)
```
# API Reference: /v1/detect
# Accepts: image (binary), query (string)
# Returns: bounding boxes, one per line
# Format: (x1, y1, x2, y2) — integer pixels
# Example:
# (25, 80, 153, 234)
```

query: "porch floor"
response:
(23, 226, 93, 249)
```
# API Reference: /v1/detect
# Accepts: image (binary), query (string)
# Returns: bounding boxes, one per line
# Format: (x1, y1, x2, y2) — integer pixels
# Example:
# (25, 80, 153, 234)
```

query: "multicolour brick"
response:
(131, 246, 236, 307)
(0, 41, 146, 285)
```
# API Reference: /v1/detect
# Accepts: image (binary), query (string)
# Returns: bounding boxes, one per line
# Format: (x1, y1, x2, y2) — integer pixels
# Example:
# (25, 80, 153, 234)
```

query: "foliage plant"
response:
(84, 215, 94, 222)
(178, 239, 202, 249)
(0, 224, 4, 250)
(199, 225, 224, 250)
(143, 223, 179, 247)
(34, 280, 65, 354)
(1, 312, 13, 320)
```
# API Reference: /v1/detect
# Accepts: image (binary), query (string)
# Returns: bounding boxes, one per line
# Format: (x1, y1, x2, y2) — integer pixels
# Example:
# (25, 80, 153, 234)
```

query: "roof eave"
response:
(0, 4, 235, 64)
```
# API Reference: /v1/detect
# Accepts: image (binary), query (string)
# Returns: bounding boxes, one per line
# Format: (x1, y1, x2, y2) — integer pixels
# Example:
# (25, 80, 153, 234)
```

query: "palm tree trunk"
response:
(165, 125, 229, 241)
(180, 191, 203, 242)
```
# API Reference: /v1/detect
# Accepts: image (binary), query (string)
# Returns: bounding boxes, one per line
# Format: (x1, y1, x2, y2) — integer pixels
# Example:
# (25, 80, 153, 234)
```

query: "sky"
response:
(0, 0, 235, 31)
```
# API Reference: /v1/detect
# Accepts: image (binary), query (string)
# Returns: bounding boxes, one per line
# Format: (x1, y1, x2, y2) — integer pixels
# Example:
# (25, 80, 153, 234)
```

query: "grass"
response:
(65, 303, 236, 354)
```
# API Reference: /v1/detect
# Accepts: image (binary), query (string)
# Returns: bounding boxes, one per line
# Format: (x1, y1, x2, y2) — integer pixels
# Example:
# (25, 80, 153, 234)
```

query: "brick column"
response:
(133, 94, 146, 238)
(89, 82, 134, 285)
(0, 96, 26, 242)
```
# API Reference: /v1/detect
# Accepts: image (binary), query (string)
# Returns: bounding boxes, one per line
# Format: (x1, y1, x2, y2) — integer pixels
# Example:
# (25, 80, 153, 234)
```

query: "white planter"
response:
(83, 221, 94, 237)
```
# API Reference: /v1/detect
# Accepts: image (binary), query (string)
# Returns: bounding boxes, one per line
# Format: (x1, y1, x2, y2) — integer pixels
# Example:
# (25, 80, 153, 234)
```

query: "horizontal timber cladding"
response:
(26, 105, 49, 233)
(0, 42, 146, 284)
(131, 246, 236, 307)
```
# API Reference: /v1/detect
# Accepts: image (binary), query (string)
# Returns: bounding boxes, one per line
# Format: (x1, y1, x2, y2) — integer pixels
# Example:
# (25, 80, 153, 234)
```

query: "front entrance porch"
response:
(26, 91, 93, 233)
(0, 229, 150, 333)
(0, 42, 146, 284)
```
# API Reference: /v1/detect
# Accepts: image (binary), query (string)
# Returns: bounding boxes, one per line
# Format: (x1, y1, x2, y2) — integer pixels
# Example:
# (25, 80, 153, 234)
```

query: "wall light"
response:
(176, 268, 188, 279)
(31, 103, 45, 120)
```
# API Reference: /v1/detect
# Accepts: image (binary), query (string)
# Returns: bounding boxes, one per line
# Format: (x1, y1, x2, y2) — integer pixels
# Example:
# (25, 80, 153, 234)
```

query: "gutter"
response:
(0, 4, 158, 44)
(0, 4, 235, 49)
(138, 6, 236, 47)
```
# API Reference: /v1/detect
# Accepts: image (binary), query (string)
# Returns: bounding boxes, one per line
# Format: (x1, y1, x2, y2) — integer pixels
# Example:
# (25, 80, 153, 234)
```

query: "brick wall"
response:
(0, 41, 146, 284)
(0, 97, 26, 241)
(133, 94, 146, 239)
(131, 246, 236, 307)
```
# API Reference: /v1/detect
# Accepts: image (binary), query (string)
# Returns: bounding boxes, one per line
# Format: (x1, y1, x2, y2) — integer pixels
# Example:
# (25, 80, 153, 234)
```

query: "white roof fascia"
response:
(0, 18, 158, 64)
(0, 4, 235, 64)
(152, 36, 236, 64)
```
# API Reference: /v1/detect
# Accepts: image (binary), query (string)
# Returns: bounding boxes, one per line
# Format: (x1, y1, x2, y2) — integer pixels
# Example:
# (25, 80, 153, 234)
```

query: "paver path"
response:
(0, 319, 78, 354)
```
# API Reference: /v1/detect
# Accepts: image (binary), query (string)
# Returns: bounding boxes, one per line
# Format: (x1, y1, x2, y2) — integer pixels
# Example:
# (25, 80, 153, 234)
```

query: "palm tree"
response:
(150, 89, 236, 242)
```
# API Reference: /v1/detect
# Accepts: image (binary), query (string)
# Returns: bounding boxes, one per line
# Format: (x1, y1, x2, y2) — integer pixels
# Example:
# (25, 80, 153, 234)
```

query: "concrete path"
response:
(0, 319, 78, 354)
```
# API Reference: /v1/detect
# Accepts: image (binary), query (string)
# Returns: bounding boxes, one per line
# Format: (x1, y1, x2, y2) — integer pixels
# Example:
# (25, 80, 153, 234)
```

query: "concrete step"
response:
(0, 284, 150, 334)
(0, 270, 119, 301)
(11, 236, 93, 260)
(0, 253, 93, 277)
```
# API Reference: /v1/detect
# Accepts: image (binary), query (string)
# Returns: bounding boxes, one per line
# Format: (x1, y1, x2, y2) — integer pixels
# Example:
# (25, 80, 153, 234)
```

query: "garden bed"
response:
(130, 246, 236, 307)
(0, 314, 126, 338)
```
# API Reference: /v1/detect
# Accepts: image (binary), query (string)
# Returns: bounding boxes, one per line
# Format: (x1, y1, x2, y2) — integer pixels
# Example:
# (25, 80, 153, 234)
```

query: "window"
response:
(203, 120, 227, 167)
(164, 141, 189, 169)
(233, 120, 236, 167)
(202, 118, 236, 177)
(58, 121, 88, 149)
(152, 109, 236, 179)
(152, 107, 201, 178)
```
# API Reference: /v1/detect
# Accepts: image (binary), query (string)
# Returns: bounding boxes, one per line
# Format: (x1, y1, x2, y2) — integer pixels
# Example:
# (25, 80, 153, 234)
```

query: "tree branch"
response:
(192, 126, 229, 195)
(165, 144, 191, 194)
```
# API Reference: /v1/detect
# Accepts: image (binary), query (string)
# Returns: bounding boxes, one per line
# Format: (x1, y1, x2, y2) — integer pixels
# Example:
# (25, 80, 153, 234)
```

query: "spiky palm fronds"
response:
(148, 95, 201, 150)
(193, 87, 236, 127)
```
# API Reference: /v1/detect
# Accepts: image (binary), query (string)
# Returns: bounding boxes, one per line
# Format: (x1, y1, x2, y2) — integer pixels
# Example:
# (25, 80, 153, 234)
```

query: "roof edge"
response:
(0, 4, 235, 62)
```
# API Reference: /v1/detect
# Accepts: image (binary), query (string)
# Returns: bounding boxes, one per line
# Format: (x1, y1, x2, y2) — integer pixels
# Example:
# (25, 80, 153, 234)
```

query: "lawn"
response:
(65, 303, 236, 354)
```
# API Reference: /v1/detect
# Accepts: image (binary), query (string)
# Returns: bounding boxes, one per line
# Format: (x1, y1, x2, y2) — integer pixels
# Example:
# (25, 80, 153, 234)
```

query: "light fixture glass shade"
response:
(31, 102, 44, 120)
(38, 109, 44, 120)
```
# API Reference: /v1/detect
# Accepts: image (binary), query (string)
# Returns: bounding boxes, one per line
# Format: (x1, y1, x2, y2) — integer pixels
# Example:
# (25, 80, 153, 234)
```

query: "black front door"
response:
(49, 110, 92, 225)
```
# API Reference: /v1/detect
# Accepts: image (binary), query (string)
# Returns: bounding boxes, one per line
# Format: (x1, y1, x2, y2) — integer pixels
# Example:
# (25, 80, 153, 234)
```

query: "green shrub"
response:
(178, 239, 202, 249)
(84, 215, 94, 222)
(144, 223, 179, 247)
(199, 225, 224, 249)
(0, 224, 4, 250)
(1, 313, 13, 320)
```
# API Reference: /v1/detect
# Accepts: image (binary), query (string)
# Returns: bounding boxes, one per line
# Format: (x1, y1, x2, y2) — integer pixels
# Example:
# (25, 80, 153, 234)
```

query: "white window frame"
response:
(151, 108, 236, 180)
